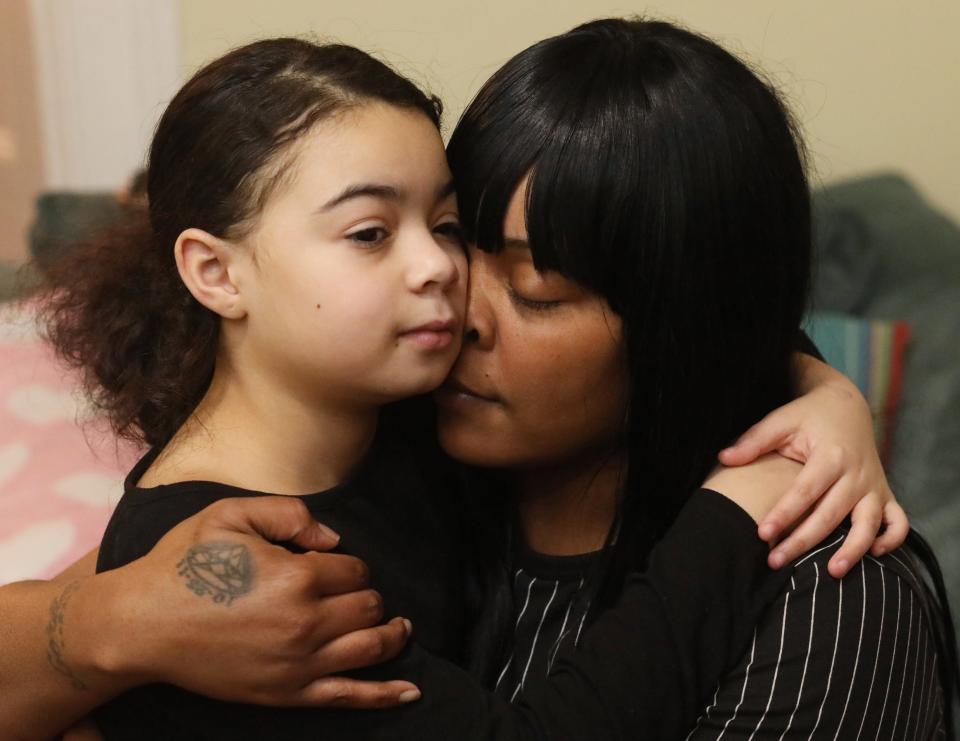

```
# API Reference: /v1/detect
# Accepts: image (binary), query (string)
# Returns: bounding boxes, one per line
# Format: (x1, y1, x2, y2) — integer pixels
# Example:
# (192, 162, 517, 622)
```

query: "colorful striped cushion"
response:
(804, 312, 911, 463)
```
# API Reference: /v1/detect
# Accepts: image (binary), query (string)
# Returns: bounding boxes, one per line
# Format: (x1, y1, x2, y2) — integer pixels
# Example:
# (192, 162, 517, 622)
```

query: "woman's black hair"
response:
(37, 38, 441, 448)
(450, 14, 809, 677)
(449, 17, 959, 726)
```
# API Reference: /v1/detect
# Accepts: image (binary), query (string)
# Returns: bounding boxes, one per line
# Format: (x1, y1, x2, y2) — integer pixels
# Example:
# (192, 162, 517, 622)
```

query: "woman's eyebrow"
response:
(318, 183, 402, 212)
(504, 238, 530, 250)
(435, 179, 456, 201)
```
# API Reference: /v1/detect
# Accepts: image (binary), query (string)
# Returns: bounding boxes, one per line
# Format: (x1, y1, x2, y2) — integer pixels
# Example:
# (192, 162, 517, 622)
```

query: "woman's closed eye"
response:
(507, 284, 562, 312)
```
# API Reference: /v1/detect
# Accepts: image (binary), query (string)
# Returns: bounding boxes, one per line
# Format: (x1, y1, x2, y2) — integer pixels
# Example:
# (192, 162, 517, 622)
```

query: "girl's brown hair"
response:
(38, 38, 441, 448)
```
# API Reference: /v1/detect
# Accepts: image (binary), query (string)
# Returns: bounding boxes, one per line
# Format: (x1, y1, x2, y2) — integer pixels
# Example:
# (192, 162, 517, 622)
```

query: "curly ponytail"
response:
(38, 208, 218, 447)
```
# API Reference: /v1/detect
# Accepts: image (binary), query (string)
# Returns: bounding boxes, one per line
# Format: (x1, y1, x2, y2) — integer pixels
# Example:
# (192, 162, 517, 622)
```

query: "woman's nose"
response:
(463, 247, 494, 348)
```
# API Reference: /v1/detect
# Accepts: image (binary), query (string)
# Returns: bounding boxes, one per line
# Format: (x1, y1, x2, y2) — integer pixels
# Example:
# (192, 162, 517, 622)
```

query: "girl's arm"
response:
(0, 499, 418, 740)
(721, 352, 909, 577)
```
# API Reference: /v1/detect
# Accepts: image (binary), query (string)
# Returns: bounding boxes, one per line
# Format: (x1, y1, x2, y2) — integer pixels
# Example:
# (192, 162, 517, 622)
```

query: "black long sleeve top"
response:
(94, 430, 943, 740)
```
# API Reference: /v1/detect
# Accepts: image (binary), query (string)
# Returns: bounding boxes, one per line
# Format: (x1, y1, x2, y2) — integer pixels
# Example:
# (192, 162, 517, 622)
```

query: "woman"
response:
(0, 19, 951, 741)
(438, 18, 957, 737)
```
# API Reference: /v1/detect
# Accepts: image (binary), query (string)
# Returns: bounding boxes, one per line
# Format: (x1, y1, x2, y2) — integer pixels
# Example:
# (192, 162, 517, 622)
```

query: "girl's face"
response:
(435, 177, 628, 468)
(236, 103, 467, 406)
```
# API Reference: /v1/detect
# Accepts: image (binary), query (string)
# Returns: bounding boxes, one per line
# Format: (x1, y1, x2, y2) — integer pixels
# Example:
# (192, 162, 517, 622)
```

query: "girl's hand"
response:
(86, 497, 419, 708)
(719, 361, 909, 578)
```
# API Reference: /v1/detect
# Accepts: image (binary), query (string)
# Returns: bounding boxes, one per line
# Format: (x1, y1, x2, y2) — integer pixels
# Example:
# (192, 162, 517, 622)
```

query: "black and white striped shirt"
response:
(686, 533, 946, 739)
(500, 529, 946, 739)
(494, 549, 594, 701)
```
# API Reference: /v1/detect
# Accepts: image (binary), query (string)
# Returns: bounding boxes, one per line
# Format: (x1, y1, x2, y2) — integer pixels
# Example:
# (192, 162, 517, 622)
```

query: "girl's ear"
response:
(174, 228, 247, 319)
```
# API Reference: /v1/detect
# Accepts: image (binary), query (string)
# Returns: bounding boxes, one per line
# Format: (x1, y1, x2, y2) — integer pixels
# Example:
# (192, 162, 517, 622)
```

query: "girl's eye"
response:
(507, 285, 562, 312)
(433, 220, 467, 246)
(347, 226, 390, 247)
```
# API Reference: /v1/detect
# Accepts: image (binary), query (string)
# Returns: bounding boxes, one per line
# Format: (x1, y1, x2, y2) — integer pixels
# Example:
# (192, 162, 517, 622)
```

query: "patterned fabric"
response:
(0, 302, 137, 585)
(805, 311, 910, 463)
(684, 534, 946, 740)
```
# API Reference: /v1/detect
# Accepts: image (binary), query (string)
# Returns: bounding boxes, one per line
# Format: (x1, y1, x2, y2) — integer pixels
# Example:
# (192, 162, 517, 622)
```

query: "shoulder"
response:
(687, 534, 945, 738)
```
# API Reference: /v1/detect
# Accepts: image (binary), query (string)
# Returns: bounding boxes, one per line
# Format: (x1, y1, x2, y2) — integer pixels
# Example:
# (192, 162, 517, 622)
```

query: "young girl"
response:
(0, 31, 938, 740)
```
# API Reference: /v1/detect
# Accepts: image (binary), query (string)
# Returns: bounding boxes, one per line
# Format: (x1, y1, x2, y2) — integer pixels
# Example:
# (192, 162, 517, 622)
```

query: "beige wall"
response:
(0, 0, 45, 263)
(181, 0, 960, 221)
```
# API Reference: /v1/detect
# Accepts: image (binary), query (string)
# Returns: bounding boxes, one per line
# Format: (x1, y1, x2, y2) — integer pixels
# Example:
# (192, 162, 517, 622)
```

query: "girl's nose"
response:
(407, 231, 461, 293)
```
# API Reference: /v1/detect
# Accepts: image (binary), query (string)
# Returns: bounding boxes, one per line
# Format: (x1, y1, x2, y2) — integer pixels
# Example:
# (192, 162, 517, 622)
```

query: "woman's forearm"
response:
(0, 566, 135, 740)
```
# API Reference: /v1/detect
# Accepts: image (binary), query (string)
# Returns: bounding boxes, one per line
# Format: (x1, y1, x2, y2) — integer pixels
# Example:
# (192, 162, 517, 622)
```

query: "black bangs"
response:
(446, 28, 650, 306)
(447, 22, 694, 313)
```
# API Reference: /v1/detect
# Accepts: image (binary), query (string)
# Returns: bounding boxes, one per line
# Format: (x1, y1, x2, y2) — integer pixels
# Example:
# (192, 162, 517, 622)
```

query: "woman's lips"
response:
(435, 378, 501, 405)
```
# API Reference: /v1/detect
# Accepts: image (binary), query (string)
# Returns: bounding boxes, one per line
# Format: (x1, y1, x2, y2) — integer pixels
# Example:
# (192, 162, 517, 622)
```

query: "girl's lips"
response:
(400, 328, 454, 350)
(398, 318, 458, 350)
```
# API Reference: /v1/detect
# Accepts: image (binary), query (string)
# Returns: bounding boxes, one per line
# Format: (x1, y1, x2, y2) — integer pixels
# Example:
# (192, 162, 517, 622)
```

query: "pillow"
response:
(0, 262, 20, 304)
(804, 312, 910, 463)
(0, 302, 136, 584)
(28, 192, 132, 268)
(812, 172, 960, 654)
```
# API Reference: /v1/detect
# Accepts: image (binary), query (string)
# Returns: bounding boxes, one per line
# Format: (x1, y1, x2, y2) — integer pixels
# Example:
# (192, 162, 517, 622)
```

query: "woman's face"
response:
(435, 177, 628, 468)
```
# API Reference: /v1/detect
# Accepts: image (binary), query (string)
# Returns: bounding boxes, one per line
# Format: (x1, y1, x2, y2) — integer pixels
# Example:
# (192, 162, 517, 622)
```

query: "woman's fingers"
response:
(872, 499, 910, 556)
(306, 589, 386, 647)
(299, 551, 371, 596)
(310, 617, 413, 677)
(826, 495, 884, 578)
(294, 676, 421, 709)
(209, 496, 341, 551)
(758, 452, 843, 544)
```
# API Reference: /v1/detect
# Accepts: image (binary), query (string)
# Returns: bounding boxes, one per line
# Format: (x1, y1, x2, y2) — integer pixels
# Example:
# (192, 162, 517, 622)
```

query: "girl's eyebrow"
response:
(319, 183, 402, 212)
(317, 179, 455, 212)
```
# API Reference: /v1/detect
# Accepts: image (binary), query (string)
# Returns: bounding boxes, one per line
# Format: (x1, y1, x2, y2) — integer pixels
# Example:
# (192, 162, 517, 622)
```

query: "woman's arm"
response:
(0, 563, 129, 739)
(721, 353, 909, 576)
(0, 498, 418, 740)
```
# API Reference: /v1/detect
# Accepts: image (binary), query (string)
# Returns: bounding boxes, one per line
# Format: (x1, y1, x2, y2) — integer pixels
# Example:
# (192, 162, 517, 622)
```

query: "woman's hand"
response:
(718, 357, 908, 578)
(84, 496, 420, 708)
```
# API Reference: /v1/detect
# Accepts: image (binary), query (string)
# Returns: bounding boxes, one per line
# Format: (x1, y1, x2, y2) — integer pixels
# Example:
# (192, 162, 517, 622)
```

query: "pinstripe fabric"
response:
(495, 553, 592, 700)
(502, 532, 946, 738)
(685, 536, 946, 740)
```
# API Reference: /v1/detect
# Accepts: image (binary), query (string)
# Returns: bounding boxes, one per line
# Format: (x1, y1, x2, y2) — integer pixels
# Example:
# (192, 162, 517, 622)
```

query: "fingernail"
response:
(759, 523, 774, 540)
(835, 559, 849, 573)
(402, 618, 413, 637)
(317, 523, 341, 543)
(875, 546, 885, 556)
(399, 689, 421, 703)
(770, 551, 785, 569)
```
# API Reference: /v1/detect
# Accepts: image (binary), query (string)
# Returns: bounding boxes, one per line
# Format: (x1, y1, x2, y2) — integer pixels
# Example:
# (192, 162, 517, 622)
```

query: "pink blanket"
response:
(0, 303, 139, 584)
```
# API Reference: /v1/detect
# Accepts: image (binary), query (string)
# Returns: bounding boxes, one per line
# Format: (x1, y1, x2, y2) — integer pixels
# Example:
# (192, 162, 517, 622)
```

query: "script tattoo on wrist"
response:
(46, 580, 88, 691)
(177, 541, 253, 606)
